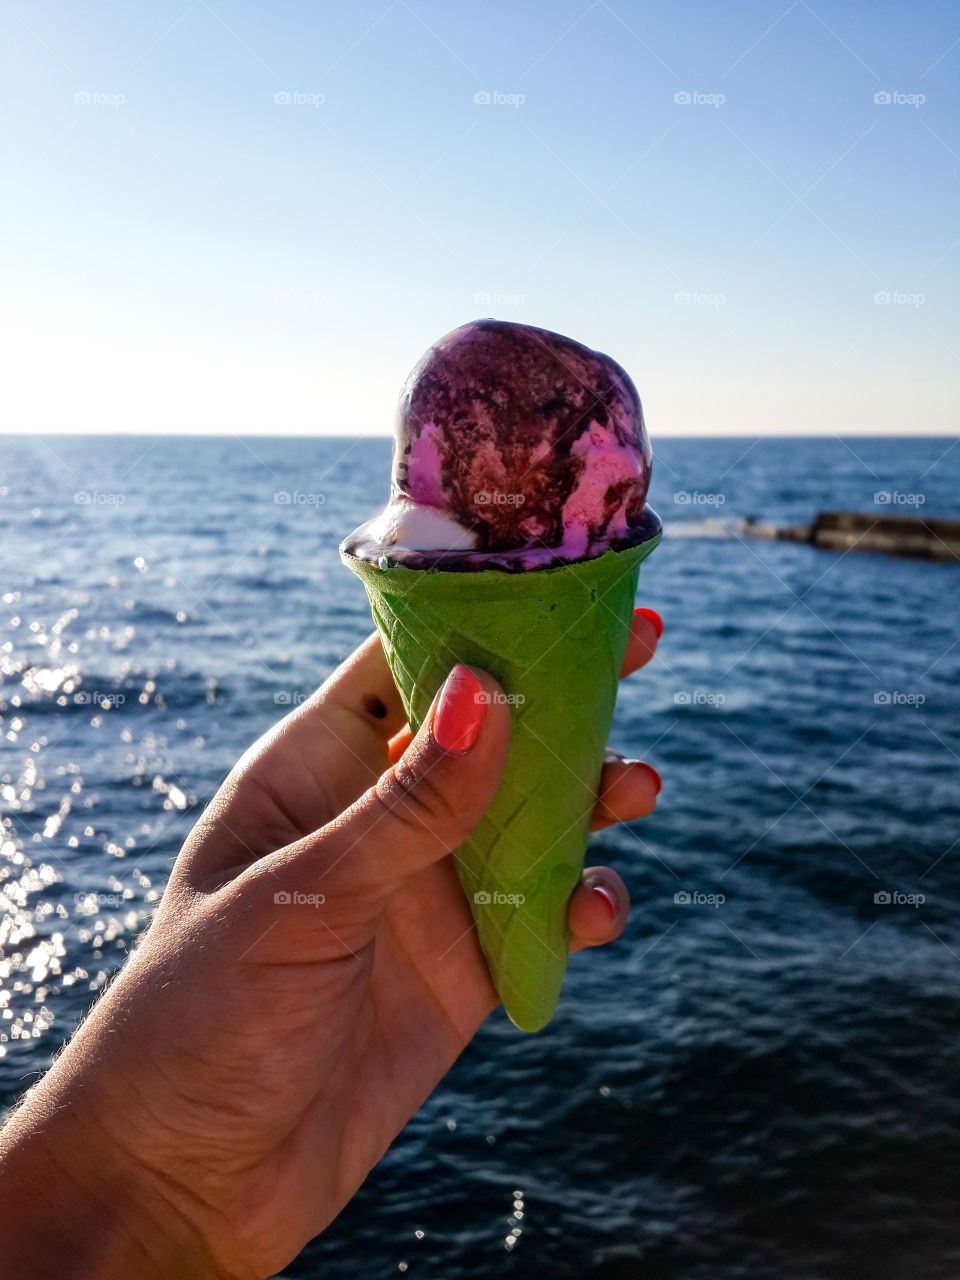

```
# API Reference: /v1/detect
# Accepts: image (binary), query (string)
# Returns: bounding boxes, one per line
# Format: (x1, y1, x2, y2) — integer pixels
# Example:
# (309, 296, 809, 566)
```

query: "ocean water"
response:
(1, 434, 959, 1280)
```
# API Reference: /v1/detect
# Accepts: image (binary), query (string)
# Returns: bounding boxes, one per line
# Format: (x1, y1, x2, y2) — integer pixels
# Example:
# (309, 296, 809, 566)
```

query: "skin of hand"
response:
(0, 611, 662, 1280)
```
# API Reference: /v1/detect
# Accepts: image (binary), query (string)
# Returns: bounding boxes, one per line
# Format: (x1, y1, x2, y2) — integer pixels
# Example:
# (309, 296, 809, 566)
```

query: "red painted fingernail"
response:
(432, 665, 486, 755)
(638, 762, 662, 794)
(634, 607, 663, 640)
(590, 883, 619, 920)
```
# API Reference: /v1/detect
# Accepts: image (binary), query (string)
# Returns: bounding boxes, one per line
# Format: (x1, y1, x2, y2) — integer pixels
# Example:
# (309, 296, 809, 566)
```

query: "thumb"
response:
(303, 664, 511, 899)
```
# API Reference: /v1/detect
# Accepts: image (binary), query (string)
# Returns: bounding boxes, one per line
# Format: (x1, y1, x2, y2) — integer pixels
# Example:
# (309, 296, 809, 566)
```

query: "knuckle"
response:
(375, 754, 462, 839)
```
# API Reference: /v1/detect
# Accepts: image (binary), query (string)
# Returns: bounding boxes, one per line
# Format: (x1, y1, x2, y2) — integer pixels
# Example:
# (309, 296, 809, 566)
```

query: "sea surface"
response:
(1, 435, 959, 1280)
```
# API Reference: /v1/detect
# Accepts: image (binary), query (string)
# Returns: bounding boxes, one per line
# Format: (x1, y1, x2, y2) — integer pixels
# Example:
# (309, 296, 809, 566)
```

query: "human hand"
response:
(0, 610, 662, 1280)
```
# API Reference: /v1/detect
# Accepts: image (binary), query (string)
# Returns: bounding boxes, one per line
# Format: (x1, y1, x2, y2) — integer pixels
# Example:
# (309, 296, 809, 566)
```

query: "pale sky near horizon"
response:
(1, 1, 957, 437)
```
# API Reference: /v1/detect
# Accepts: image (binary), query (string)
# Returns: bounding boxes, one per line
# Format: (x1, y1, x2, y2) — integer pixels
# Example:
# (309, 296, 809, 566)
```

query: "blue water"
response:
(1, 435, 959, 1279)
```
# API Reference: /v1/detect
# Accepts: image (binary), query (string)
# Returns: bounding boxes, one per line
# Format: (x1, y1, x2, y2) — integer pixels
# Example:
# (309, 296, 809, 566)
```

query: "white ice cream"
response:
(362, 499, 478, 553)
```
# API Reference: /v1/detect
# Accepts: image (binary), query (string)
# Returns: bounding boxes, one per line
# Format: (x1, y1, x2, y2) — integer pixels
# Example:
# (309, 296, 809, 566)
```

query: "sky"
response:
(0, 0, 957, 436)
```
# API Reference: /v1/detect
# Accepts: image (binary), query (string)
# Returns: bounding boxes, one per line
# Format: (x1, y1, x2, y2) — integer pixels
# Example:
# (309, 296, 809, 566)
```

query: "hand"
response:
(0, 610, 662, 1280)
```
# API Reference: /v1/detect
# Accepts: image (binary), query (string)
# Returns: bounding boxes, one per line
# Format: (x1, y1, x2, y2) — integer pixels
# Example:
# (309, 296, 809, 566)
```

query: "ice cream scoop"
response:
(342, 319, 659, 571)
(341, 319, 661, 1031)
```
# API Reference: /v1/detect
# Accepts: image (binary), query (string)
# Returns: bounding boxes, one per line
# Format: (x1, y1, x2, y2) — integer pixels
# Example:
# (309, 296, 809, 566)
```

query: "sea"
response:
(1, 435, 959, 1280)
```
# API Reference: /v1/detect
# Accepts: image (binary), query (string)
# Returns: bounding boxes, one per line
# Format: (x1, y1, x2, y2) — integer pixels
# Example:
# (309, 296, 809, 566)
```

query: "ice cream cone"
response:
(342, 533, 660, 1031)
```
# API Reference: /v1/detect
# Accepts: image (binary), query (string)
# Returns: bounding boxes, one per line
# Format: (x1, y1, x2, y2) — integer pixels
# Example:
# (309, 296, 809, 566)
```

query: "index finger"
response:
(621, 607, 662, 677)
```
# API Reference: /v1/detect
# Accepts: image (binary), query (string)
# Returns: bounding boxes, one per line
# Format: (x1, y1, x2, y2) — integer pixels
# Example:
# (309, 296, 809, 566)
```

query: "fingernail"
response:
(585, 877, 619, 920)
(634, 607, 663, 640)
(637, 761, 662, 794)
(432, 665, 486, 755)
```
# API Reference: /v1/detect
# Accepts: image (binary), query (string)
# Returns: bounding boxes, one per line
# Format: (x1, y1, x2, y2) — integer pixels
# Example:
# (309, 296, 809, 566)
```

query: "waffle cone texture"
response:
(341, 536, 660, 1031)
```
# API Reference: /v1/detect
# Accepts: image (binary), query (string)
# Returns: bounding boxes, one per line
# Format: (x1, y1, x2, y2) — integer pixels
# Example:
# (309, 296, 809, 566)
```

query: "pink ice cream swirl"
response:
(342, 319, 660, 572)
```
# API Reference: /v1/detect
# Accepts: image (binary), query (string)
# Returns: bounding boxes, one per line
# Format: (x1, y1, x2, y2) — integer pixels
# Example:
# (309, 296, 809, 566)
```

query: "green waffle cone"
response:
(341, 537, 660, 1031)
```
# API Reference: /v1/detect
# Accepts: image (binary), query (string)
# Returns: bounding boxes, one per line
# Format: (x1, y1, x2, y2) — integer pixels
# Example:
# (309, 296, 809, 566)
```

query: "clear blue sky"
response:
(1, 0, 957, 434)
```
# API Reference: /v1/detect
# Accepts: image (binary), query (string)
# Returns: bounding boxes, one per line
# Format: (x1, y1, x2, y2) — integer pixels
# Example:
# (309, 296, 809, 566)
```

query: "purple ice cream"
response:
(341, 319, 660, 572)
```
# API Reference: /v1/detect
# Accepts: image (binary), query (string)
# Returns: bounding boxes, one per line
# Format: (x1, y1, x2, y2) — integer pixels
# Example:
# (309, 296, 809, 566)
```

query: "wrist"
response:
(0, 1082, 224, 1280)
